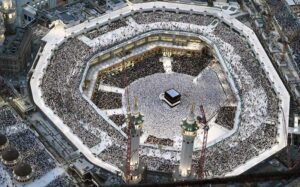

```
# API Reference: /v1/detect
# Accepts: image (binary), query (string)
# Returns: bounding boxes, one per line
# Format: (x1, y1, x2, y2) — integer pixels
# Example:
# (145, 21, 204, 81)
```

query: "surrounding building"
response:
(0, 0, 32, 74)
(15, 0, 75, 26)
(0, 28, 32, 73)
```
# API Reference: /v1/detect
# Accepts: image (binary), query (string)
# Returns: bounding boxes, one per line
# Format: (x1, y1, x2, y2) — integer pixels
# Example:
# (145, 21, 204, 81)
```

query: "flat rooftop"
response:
(166, 89, 180, 98)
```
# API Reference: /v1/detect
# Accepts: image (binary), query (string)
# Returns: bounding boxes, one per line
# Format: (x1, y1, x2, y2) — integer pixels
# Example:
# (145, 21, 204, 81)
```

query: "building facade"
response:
(15, 0, 75, 26)
(0, 28, 32, 73)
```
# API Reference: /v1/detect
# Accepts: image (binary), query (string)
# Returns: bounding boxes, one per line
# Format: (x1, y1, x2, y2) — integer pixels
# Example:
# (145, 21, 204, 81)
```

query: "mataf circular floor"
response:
(123, 69, 227, 142)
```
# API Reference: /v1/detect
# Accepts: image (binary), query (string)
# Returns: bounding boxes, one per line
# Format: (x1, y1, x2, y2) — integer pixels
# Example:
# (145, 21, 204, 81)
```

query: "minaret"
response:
(123, 97, 144, 184)
(0, 13, 5, 45)
(174, 104, 199, 180)
(130, 97, 143, 170)
(0, 0, 16, 34)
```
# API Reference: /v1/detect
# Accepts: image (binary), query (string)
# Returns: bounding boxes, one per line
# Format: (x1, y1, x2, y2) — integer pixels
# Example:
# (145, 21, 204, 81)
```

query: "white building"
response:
(10, 0, 74, 26)
(174, 104, 199, 180)
(123, 97, 144, 184)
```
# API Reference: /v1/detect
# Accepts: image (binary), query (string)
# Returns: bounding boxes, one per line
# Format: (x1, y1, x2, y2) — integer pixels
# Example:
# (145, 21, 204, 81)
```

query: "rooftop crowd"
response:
(0, 106, 57, 182)
(0, 106, 19, 130)
(46, 175, 76, 187)
(86, 20, 127, 39)
(9, 129, 57, 178)
(42, 39, 126, 148)
(215, 106, 236, 130)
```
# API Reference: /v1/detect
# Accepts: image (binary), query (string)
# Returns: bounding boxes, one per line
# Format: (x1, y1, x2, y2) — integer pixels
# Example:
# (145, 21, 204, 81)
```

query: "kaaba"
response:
(163, 89, 181, 107)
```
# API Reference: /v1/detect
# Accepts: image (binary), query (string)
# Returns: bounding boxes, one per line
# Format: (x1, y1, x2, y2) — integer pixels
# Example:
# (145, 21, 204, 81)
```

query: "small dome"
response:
(0, 134, 7, 146)
(1, 147, 19, 162)
(14, 162, 32, 177)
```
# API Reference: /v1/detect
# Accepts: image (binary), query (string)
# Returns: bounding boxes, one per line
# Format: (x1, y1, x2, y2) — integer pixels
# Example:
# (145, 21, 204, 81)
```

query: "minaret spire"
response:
(133, 96, 138, 116)
(187, 103, 195, 124)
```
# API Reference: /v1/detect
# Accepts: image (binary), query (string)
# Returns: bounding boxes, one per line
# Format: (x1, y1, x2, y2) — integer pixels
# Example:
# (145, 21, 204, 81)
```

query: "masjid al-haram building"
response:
(0, 0, 300, 186)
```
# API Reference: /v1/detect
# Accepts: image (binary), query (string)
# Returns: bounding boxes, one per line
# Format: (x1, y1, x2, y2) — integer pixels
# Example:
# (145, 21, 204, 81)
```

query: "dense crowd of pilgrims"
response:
(92, 46, 213, 107)
(0, 106, 56, 183)
(131, 11, 215, 26)
(171, 52, 212, 76)
(124, 69, 226, 140)
(109, 115, 125, 127)
(215, 106, 236, 130)
(0, 106, 19, 130)
(46, 175, 75, 187)
(86, 20, 127, 39)
(145, 135, 174, 147)
(40, 10, 280, 177)
(97, 50, 164, 88)
(7, 129, 56, 177)
(42, 39, 125, 148)
(0, 165, 8, 185)
(92, 91, 122, 110)
(93, 47, 222, 139)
